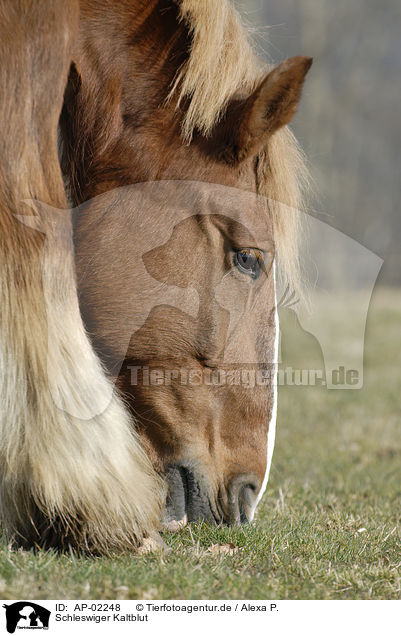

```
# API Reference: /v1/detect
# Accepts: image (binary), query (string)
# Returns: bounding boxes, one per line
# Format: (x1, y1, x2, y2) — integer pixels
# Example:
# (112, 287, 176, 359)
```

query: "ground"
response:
(0, 288, 400, 599)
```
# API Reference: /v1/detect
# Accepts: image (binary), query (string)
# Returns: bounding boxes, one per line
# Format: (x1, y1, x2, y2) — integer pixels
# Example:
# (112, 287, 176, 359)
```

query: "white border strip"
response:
(252, 261, 279, 517)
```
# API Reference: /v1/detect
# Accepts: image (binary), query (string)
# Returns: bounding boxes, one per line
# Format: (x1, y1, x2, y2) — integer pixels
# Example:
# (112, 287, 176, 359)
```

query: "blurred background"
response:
(237, 0, 400, 286)
(229, 6, 401, 598)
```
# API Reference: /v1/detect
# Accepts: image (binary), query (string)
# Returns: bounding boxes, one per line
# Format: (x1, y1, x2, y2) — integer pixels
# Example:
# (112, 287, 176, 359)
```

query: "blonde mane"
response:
(172, 0, 309, 297)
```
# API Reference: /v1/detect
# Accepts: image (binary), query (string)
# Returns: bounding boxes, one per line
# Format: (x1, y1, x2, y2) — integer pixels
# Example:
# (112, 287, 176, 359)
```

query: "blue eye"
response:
(234, 249, 264, 280)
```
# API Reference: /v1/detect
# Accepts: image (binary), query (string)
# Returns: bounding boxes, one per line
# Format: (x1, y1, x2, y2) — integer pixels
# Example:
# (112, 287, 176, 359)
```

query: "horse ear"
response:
(221, 56, 312, 164)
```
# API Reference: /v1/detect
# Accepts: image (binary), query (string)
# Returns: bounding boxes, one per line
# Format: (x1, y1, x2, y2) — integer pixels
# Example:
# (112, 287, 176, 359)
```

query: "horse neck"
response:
(61, 0, 189, 203)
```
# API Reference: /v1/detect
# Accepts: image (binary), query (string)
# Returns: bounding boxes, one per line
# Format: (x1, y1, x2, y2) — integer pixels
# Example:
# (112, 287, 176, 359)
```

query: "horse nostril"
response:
(227, 476, 259, 525)
(239, 484, 257, 523)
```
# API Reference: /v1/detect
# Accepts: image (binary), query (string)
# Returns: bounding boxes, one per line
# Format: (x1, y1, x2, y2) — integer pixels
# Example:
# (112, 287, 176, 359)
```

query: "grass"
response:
(1, 287, 400, 599)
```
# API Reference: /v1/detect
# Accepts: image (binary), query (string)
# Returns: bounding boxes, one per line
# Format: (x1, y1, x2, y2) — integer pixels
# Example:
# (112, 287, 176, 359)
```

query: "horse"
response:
(62, 1, 312, 527)
(0, 0, 311, 552)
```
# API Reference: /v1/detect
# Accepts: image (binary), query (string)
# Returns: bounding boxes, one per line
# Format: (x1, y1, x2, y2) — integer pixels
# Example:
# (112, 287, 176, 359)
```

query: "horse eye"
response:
(234, 249, 264, 280)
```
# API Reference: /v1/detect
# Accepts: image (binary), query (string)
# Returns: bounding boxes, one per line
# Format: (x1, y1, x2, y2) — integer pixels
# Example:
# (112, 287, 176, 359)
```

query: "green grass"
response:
(1, 288, 400, 599)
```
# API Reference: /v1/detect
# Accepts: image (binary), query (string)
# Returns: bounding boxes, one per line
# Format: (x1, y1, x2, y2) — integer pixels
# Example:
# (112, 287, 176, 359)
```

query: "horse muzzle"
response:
(163, 464, 259, 527)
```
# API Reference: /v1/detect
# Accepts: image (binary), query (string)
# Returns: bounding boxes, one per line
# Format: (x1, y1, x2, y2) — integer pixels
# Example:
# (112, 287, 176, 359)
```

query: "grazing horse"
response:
(0, 0, 310, 552)
(62, 0, 311, 526)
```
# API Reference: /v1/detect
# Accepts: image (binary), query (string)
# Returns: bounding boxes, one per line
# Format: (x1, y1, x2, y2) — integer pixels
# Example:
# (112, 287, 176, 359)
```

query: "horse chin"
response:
(162, 464, 258, 528)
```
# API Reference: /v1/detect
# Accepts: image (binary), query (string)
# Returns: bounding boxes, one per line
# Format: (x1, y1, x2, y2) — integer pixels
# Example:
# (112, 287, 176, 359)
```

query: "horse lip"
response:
(163, 464, 220, 525)
(164, 465, 187, 523)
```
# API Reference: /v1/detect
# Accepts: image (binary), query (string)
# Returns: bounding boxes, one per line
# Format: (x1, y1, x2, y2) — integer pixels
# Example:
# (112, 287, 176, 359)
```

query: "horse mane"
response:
(170, 0, 259, 140)
(171, 0, 310, 298)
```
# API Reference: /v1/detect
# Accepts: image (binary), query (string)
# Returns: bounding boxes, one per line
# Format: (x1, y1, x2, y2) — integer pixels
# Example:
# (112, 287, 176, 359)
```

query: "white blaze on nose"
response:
(249, 261, 279, 520)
